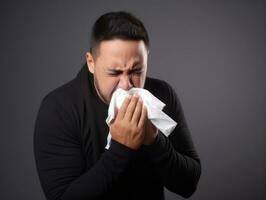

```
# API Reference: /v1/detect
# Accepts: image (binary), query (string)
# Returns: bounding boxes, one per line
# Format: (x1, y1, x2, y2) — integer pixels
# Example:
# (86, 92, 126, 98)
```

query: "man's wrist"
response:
(142, 129, 159, 146)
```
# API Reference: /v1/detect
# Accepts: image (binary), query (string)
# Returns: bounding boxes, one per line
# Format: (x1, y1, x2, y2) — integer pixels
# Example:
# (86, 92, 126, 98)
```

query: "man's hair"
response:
(90, 11, 149, 57)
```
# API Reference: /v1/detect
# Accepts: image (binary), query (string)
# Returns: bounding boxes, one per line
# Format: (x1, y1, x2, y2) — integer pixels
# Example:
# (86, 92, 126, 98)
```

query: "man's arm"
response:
(142, 82, 201, 198)
(34, 95, 135, 200)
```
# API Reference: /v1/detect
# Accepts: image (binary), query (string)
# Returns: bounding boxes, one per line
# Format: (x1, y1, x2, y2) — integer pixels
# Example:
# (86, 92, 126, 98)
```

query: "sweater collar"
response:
(77, 63, 109, 108)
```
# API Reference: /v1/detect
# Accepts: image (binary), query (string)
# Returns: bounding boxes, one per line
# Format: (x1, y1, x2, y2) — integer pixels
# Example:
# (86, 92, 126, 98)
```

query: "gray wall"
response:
(1, 0, 265, 199)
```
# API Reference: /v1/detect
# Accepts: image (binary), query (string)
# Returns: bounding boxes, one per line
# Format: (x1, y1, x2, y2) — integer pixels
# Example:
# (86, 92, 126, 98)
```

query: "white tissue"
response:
(105, 88, 177, 149)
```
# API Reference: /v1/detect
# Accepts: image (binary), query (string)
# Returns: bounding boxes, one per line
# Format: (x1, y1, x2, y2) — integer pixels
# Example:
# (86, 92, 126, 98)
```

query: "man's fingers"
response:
(117, 95, 131, 120)
(131, 98, 143, 124)
(138, 105, 147, 128)
(124, 94, 139, 121)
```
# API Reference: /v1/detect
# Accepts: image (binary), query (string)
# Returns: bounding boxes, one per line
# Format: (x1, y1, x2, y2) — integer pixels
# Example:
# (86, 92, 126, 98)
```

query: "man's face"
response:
(86, 39, 148, 104)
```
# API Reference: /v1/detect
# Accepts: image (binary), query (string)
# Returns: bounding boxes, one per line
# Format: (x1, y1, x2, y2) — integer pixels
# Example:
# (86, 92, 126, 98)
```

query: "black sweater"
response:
(34, 64, 201, 200)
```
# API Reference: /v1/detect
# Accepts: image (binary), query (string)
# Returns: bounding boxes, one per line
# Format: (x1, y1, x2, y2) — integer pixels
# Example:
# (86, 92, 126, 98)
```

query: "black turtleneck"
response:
(34, 64, 201, 200)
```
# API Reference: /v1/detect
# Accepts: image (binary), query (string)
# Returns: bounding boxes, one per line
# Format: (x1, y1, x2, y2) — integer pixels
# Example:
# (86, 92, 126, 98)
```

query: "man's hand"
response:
(109, 94, 147, 150)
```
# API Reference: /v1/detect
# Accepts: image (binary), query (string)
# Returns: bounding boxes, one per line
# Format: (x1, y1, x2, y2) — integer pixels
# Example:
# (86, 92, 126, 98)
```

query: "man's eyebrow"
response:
(131, 65, 143, 69)
(107, 64, 143, 71)
(107, 69, 122, 73)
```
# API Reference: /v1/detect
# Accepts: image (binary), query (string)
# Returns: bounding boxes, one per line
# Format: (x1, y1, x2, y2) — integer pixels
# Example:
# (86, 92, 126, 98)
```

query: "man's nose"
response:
(118, 75, 133, 90)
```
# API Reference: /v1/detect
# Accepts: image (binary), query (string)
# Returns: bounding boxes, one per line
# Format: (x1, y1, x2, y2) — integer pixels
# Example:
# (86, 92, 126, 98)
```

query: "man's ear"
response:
(86, 52, 95, 74)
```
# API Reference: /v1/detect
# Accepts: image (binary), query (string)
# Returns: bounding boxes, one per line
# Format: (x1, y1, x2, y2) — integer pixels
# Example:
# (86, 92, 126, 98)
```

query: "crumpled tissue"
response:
(105, 88, 177, 149)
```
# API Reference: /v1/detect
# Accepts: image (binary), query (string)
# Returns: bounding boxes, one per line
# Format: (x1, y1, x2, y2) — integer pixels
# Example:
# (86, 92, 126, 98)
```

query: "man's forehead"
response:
(98, 39, 147, 57)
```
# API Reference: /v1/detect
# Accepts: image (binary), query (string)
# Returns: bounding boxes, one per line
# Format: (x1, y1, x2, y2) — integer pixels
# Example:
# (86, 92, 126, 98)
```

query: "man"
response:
(34, 11, 201, 200)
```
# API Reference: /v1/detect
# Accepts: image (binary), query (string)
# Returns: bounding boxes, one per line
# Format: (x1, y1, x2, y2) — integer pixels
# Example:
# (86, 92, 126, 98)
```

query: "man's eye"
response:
(108, 72, 120, 76)
(132, 70, 143, 75)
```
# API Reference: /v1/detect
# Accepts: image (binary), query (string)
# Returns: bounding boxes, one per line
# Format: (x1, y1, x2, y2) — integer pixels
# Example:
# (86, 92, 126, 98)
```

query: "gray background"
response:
(1, 0, 265, 199)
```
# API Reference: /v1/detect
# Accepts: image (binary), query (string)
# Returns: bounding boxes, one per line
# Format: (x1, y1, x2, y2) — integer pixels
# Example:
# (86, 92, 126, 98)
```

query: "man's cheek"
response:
(108, 83, 118, 99)
(132, 77, 142, 87)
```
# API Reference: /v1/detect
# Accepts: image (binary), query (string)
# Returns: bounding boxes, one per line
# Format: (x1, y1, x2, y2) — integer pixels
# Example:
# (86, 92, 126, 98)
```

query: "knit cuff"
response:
(109, 139, 136, 159)
(141, 132, 167, 161)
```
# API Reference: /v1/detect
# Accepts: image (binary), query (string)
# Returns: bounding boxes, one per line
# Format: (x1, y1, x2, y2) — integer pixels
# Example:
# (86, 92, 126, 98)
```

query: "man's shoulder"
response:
(145, 76, 172, 96)
(145, 76, 181, 108)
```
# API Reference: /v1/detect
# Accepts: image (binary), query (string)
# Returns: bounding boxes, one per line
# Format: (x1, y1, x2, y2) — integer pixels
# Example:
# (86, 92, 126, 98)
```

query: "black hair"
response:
(90, 11, 149, 57)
